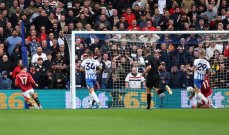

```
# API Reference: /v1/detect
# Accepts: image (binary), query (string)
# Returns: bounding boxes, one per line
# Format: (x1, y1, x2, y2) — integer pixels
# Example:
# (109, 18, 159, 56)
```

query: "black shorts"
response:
(146, 74, 161, 89)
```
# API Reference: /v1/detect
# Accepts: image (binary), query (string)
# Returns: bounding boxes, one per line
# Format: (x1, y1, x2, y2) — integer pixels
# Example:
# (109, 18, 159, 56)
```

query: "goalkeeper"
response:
(142, 47, 172, 110)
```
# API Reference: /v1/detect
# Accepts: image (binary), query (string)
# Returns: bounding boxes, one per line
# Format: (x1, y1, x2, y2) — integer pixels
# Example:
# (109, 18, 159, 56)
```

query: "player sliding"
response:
(188, 75, 213, 108)
(142, 47, 172, 110)
(189, 50, 211, 107)
(80, 50, 102, 109)
(15, 66, 42, 109)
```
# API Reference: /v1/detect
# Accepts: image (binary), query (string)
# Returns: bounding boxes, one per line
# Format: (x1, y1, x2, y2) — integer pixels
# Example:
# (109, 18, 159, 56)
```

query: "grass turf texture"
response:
(0, 109, 229, 135)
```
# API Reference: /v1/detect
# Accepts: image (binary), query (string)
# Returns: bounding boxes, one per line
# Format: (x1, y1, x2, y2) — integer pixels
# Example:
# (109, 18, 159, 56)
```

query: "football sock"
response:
(88, 93, 93, 105)
(33, 97, 41, 106)
(91, 91, 99, 103)
(197, 92, 208, 104)
(147, 93, 151, 108)
(92, 100, 96, 106)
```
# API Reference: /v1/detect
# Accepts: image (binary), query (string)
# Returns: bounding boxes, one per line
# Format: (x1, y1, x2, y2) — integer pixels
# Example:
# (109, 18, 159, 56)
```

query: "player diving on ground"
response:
(188, 50, 212, 108)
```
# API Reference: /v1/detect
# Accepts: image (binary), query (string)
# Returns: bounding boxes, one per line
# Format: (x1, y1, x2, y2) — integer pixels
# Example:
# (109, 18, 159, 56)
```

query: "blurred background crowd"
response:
(0, 0, 228, 90)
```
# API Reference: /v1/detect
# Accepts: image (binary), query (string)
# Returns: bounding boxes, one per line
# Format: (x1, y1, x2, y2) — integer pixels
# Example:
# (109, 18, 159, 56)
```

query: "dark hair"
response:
(20, 65, 26, 70)
(87, 50, 93, 56)
(144, 47, 151, 54)
(37, 58, 43, 61)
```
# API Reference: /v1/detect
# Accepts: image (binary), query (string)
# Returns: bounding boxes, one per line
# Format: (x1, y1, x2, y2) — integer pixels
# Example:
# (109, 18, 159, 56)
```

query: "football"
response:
(186, 86, 194, 92)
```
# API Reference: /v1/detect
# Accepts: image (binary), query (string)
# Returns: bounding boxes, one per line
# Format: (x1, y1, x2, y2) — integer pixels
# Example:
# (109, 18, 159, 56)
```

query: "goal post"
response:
(67, 30, 229, 109)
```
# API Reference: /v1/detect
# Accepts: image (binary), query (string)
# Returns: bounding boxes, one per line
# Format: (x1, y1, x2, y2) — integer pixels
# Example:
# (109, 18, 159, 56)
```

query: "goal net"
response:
(66, 31, 229, 109)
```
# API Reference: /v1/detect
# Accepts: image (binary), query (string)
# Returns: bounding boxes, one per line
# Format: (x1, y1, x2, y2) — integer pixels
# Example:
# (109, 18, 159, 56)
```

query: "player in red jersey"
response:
(15, 66, 42, 109)
(189, 75, 212, 108)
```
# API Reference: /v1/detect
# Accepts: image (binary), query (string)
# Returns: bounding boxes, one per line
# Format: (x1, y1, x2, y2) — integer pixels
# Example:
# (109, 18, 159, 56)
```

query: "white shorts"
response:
(22, 89, 35, 100)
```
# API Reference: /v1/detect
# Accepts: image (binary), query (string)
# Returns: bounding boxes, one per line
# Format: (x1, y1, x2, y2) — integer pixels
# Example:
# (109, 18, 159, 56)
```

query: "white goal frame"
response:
(70, 30, 229, 109)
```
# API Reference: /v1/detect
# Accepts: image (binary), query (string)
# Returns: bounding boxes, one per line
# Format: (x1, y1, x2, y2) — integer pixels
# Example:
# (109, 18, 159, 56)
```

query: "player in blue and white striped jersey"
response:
(190, 50, 211, 106)
(80, 50, 102, 108)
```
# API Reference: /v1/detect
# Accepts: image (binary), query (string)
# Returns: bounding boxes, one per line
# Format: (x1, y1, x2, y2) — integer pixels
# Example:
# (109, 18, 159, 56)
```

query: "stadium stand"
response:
(0, 0, 228, 90)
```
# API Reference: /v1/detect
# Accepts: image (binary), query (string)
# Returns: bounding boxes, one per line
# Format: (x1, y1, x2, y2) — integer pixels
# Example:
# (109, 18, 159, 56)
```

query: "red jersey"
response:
(12, 66, 21, 79)
(122, 13, 136, 26)
(15, 72, 36, 92)
(142, 26, 156, 31)
(200, 78, 212, 97)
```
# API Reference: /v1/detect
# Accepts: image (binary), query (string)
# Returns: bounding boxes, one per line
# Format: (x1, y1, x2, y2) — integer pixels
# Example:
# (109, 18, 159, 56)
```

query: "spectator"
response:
(0, 27, 6, 43)
(43, 53, 53, 71)
(169, 65, 184, 88)
(33, 9, 53, 32)
(50, 38, 59, 58)
(132, 0, 146, 10)
(182, 64, 194, 87)
(8, 0, 19, 17)
(94, 14, 111, 30)
(10, 45, 21, 68)
(106, 2, 114, 17)
(123, 7, 136, 26)
(25, 0, 38, 17)
(0, 54, 11, 75)
(214, 63, 229, 88)
(152, 8, 162, 27)
(41, 40, 51, 55)
(31, 47, 47, 64)
(9, 6, 22, 27)
(40, 26, 48, 41)
(0, 71, 12, 89)
(100, 53, 112, 89)
(34, 57, 47, 89)
(53, 51, 66, 72)
(5, 29, 22, 56)
(54, 69, 66, 89)
(203, 4, 218, 23)
(109, 9, 120, 26)
(159, 62, 171, 87)
(206, 42, 218, 60)
(205, 0, 221, 14)
(142, 20, 156, 31)
(12, 59, 22, 79)
(127, 19, 140, 31)
(30, 6, 43, 23)
(75, 60, 84, 88)
(125, 67, 145, 88)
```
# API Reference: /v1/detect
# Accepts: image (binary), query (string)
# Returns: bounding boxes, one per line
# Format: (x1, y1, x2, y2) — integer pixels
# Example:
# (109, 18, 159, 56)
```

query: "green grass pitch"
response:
(0, 109, 229, 135)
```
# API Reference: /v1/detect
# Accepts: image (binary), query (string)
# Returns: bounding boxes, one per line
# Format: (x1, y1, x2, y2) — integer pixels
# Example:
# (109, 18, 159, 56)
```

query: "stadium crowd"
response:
(0, 0, 229, 90)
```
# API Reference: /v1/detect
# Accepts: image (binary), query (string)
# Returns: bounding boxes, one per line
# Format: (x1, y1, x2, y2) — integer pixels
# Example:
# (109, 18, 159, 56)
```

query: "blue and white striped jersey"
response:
(81, 58, 100, 80)
(193, 58, 210, 80)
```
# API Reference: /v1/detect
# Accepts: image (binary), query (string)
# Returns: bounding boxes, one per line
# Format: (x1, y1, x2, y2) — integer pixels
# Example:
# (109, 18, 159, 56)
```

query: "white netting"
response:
(67, 31, 229, 109)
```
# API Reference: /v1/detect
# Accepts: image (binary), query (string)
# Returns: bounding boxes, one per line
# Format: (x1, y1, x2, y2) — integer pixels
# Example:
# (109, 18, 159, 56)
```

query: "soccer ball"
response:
(186, 86, 194, 92)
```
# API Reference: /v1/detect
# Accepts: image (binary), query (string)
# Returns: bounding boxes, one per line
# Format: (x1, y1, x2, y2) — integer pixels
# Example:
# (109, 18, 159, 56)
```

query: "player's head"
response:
(144, 47, 151, 55)
(87, 50, 93, 57)
(199, 49, 206, 58)
(20, 65, 27, 72)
